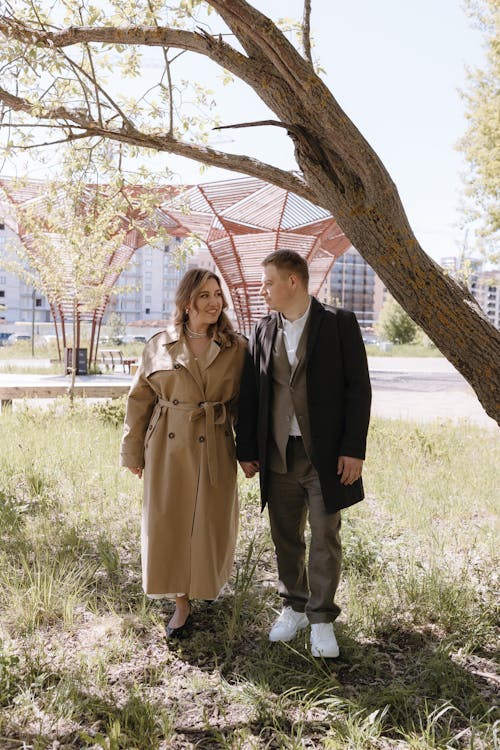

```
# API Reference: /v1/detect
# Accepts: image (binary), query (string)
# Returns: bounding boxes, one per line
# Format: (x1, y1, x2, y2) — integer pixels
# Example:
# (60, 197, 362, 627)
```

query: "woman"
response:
(120, 268, 248, 636)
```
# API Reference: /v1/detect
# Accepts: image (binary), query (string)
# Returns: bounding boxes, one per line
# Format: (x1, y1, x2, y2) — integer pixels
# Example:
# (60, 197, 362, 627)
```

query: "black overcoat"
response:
(236, 297, 372, 513)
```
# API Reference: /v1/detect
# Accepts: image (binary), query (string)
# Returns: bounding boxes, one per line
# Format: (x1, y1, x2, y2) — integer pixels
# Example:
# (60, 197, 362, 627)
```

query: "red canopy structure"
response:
(0, 176, 352, 358)
(0, 179, 186, 365)
(162, 177, 351, 334)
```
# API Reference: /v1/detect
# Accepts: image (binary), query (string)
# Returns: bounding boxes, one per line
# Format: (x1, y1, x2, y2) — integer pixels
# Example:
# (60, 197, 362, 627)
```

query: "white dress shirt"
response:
(280, 298, 311, 436)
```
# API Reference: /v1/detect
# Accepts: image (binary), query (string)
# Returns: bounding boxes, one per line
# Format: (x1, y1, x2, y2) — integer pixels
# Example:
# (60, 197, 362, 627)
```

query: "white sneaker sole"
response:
(269, 615, 309, 642)
(310, 644, 339, 658)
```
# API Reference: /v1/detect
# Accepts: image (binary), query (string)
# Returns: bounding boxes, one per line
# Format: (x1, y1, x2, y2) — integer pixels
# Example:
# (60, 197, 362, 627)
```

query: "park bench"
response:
(99, 349, 138, 374)
(99, 349, 124, 371)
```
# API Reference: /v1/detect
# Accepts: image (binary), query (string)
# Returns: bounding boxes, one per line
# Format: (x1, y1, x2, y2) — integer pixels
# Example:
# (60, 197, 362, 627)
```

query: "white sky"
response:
(5, 0, 485, 263)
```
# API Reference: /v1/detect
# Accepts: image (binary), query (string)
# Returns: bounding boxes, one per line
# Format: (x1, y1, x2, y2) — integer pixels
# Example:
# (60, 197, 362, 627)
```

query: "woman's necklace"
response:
(185, 323, 209, 339)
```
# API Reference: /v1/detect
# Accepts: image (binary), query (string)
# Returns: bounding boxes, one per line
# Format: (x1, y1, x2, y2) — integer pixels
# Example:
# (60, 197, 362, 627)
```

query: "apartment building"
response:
(0, 221, 51, 327)
(441, 256, 500, 329)
(328, 246, 386, 328)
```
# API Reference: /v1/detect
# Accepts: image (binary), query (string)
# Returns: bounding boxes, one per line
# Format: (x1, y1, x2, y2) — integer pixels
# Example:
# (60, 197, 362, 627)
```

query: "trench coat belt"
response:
(153, 397, 228, 486)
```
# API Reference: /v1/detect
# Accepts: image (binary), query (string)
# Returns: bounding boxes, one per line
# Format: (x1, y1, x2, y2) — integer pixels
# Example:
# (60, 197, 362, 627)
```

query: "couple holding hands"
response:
(120, 250, 371, 658)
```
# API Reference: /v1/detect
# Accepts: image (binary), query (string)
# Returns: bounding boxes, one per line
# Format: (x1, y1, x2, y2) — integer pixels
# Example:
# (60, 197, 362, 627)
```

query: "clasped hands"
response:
(239, 456, 363, 485)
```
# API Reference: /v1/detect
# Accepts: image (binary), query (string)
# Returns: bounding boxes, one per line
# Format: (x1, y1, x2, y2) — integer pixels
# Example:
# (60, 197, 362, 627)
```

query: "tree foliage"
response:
(377, 296, 418, 345)
(458, 0, 500, 258)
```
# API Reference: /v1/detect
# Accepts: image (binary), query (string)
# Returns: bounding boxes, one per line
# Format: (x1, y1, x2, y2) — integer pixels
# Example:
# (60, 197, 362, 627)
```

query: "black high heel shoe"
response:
(166, 604, 192, 638)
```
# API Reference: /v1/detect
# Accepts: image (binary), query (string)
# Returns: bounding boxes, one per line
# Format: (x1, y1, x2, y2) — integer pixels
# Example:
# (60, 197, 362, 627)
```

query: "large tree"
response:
(0, 0, 498, 422)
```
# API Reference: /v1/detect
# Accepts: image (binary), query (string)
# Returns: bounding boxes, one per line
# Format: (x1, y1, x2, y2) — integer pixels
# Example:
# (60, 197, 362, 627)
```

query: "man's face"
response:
(260, 264, 294, 312)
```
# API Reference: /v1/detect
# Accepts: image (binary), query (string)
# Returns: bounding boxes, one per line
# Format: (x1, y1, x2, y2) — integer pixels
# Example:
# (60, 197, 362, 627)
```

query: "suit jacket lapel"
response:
(290, 317, 310, 385)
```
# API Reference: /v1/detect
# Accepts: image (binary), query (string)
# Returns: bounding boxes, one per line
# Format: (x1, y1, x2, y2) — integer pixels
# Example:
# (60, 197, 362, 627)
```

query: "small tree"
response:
(377, 296, 418, 345)
(458, 0, 499, 261)
(107, 312, 127, 345)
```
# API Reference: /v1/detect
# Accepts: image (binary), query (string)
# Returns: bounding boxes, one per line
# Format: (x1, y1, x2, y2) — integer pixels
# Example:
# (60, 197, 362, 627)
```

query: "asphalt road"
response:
(0, 356, 497, 430)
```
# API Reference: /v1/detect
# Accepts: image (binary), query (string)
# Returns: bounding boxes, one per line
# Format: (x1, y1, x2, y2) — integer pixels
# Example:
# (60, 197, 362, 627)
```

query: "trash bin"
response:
(65, 347, 88, 375)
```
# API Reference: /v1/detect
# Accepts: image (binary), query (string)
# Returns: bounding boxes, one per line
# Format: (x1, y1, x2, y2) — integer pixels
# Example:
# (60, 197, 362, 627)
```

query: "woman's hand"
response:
(239, 460, 260, 478)
(127, 467, 143, 479)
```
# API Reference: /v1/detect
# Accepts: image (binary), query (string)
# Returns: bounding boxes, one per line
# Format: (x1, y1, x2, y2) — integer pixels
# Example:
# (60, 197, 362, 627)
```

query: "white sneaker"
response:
(269, 607, 309, 642)
(310, 623, 339, 658)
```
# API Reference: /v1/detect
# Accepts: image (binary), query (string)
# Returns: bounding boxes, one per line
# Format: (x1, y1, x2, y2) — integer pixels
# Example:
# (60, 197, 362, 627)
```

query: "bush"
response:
(377, 296, 418, 344)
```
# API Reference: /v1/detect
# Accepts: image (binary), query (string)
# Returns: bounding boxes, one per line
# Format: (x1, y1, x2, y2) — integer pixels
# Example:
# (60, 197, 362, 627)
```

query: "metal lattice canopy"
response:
(0, 178, 183, 364)
(0, 176, 352, 352)
(160, 177, 351, 334)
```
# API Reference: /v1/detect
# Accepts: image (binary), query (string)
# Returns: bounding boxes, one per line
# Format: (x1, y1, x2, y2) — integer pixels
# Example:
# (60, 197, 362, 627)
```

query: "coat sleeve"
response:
(120, 361, 157, 469)
(337, 310, 372, 459)
(235, 326, 259, 462)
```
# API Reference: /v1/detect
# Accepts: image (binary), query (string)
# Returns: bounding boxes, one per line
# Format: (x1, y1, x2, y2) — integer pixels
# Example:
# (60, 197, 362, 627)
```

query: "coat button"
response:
(198, 436, 205, 443)
(168, 432, 175, 439)
(198, 401, 205, 407)
(174, 363, 181, 369)
(173, 399, 179, 405)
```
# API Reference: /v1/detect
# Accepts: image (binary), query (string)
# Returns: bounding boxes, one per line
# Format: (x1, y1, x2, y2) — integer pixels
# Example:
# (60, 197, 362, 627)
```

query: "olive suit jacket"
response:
(236, 297, 372, 513)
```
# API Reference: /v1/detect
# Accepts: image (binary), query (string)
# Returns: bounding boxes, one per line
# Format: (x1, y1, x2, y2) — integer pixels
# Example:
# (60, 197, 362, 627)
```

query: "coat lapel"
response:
(201, 338, 224, 371)
(305, 297, 325, 362)
(262, 315, 278, 374)
(163, 325, 205, 395)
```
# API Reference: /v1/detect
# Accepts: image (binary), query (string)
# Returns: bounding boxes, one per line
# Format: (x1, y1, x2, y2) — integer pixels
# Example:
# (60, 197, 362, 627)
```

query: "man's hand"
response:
(337, 456, 363, 485)
(239, 460, 260, 478)
(127, 467, 143, 479)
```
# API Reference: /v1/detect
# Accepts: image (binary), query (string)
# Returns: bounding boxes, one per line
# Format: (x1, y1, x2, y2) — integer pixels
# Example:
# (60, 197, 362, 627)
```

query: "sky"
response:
(162, 0, 485, 264)
(5, 0, 485, 263)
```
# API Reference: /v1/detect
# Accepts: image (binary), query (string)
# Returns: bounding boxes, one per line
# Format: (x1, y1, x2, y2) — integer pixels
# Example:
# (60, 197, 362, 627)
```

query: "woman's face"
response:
(188, 277, 223, 327)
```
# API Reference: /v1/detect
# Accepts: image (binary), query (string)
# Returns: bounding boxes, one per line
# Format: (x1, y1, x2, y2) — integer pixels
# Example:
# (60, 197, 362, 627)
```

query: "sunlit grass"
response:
(0, 406, 497, 748)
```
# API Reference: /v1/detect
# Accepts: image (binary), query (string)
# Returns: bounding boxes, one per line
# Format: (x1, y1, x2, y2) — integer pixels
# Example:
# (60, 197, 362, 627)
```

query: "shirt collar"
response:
(280, 297, 311, 330)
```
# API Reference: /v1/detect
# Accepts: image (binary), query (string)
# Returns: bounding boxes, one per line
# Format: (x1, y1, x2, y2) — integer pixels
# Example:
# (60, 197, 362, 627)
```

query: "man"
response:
(236, 250, 371, 658)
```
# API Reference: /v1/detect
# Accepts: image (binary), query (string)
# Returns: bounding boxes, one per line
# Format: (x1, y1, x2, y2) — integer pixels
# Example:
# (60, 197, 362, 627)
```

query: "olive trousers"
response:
(267, 436, 342, 624)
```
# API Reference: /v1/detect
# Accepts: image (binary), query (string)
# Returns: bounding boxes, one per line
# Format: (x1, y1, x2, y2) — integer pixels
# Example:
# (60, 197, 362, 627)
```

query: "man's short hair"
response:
(262, 250, 309, 286)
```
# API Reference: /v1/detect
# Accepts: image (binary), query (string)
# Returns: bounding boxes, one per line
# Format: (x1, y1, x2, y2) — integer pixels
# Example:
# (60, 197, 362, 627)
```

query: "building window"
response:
(35, 298, 42, 307)
(0, 222, 4, 230)
(145, 307, 151, 315)
(145, 295, 151, 303)
(0, 290, 4, 297)
(0, 276, 5, 284)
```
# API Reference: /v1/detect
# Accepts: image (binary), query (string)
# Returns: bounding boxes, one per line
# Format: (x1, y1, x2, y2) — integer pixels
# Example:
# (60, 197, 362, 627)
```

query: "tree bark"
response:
(0, 2, 498, 423)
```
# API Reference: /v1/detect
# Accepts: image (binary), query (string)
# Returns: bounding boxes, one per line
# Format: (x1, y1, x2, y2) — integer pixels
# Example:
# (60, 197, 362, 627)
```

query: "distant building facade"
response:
(0, 221, 51, 327)
(328, 246, 386, 329)
(441, 256, 500, 329)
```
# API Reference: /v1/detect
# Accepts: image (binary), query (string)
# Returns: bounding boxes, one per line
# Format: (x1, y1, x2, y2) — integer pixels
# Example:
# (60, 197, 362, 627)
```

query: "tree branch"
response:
(302, 0, 313, 64)
(0, 85, 311, 200)
(205, 0, 314, 91)
(0, 17, 268, 94)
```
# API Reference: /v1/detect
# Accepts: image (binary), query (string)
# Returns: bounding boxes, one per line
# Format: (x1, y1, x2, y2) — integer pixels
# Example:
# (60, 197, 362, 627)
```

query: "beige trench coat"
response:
(120, 325, 248, 598)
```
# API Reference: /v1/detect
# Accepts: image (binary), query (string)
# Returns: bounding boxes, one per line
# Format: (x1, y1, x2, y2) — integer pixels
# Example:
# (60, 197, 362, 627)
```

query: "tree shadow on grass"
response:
(167, 587, 498, 743)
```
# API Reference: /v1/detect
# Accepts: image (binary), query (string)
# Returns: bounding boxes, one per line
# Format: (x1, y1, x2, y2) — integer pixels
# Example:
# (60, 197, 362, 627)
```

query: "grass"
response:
(0, 405, 498, 748)
(364, 343, 443, 357)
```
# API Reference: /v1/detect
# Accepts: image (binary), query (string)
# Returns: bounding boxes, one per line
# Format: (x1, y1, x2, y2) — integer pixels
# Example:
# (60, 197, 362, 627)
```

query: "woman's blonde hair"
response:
(174, 268, 237, 345)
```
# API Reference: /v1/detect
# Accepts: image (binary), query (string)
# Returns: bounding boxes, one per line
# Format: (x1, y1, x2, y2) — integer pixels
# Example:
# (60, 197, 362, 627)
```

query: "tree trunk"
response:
(292, 130, 500, 424)
(206, 0, 500, 422)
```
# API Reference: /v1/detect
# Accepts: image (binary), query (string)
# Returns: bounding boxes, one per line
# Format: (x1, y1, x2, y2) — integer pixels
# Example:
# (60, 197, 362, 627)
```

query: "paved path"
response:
(0, 358, 497, 430)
